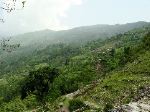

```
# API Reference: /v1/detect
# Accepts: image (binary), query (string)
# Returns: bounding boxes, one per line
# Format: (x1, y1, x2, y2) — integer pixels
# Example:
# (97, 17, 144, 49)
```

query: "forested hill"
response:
(0, 22, 150, 112)
(0, 21, 149, 75)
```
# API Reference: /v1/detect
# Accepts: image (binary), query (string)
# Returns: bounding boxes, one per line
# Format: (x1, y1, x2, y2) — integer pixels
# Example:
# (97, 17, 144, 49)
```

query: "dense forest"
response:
(0, 22, 150, 112)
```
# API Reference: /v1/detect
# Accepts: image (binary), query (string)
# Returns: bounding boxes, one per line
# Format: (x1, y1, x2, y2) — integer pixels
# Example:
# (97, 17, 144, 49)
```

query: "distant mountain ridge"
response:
(11, 21, 150, 47)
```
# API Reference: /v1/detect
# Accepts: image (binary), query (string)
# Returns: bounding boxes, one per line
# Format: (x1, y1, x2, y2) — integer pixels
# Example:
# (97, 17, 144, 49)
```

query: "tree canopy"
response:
(21, 67, 59, 102)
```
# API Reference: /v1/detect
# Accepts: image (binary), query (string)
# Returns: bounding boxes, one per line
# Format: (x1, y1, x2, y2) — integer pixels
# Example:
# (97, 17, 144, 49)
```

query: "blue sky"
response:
(67, 0, 150, 27)
(0, 0, 150, 35)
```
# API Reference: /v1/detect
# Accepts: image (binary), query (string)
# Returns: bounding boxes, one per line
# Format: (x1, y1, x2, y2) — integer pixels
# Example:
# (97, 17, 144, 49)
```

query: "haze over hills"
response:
(0, 21, 149, 74)
(11, 21, 149, 47)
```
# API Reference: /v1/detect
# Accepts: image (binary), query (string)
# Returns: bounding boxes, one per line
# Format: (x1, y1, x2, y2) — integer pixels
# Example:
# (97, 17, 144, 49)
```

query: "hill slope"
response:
(0, 21, 149, 75)
(0, 22, 150, 112)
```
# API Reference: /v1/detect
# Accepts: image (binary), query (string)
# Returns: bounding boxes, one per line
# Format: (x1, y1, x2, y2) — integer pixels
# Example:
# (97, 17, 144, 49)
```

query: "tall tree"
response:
(0, 0, 26, 22)
(0, 37, 20, 64)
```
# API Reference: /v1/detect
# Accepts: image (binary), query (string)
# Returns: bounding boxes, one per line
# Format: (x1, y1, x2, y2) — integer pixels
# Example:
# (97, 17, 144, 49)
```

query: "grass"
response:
(72, 51, 150, 111)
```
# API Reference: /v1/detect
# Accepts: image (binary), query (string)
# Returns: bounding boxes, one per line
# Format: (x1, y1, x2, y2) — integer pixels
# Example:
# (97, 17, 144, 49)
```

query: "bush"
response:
(0, 98, 26, 112)
(69, 99, 85, 112)
(103, 103, 113, 112)
(23, 95, 38, 109)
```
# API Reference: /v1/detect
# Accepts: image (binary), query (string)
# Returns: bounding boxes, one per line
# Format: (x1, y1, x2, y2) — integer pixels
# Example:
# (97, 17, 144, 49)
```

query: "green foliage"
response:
(103, 103, 113, 112)
(69, 99, 85, 112)
(75, 51, 150, 111)
(0, 75, 25, 102)
(0, 98, 26, 112)
(22, 95, 38, 109)
(21, 67, 59, 102)
(142, 32, 150, 49)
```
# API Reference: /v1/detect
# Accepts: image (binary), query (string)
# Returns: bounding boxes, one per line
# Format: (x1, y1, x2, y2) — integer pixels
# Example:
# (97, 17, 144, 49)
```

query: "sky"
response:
(0, 0, 150, 36)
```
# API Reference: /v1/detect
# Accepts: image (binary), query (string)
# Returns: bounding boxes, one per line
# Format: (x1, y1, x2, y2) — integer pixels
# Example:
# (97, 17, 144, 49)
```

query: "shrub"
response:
(103, 103, 113, 112)
(0, 98, 26, 112)
(69, 99, 85, 112)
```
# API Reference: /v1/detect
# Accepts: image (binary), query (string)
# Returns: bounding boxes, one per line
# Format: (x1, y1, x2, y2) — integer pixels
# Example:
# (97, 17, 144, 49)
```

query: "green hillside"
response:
(0, 21, 149, 75)
(0, 23, 150, 112)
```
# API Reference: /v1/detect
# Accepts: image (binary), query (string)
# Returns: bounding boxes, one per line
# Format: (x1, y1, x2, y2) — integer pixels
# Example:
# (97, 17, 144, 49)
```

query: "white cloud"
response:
(0, 0, 83, 35)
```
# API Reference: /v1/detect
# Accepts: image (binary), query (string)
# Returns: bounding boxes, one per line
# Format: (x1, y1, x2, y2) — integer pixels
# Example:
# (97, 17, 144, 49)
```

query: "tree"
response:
(0, 37, 20, 65)
(0, 0, 26, 22)
(142, 32, 150, 49)
(0, 37, 20, 52)
(21, 67, 59, 102)
(119, 47, 131, 65)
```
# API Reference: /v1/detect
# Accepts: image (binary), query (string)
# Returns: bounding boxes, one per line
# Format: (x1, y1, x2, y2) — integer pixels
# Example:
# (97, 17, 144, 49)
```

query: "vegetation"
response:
(0, 23, 150, 112)
(69, 99, 86, 112)
(103, 103, 113, 112)
(21, 67, 59, 102)
(0, 0, 26, 22)
(143, 32, 150, 49)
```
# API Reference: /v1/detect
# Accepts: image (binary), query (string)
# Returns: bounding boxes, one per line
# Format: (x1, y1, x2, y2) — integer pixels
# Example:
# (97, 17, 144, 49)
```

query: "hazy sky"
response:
(0, 0, 150, 35)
